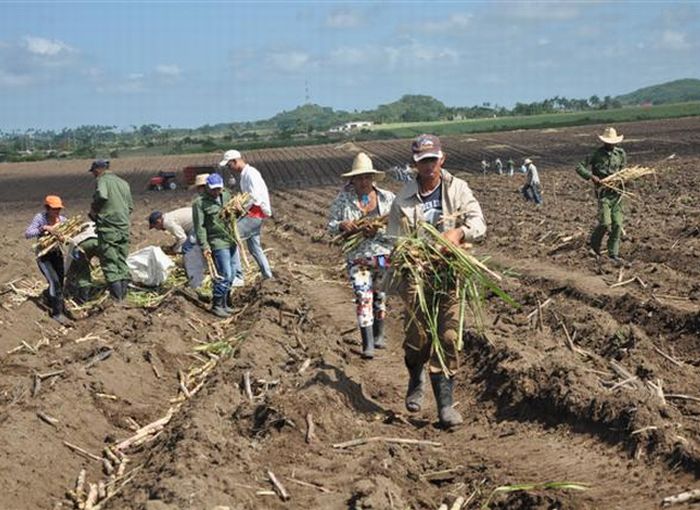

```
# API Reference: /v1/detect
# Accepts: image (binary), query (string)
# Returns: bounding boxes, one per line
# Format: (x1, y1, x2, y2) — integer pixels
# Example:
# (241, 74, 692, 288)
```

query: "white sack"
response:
(127, 246, 174, 287)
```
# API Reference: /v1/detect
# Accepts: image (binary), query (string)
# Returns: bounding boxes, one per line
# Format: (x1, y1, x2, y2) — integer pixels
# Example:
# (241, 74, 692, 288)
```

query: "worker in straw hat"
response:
(575, 126, 627, 264)
(520, 158, 542, 206)
(328, 152, 396, 359)
(24, 195, 71, 324)
(387, 134, 486, 429)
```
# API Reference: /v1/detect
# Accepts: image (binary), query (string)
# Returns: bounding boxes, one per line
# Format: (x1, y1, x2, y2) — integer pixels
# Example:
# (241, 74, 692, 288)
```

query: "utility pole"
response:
(305, 80, 311, 104)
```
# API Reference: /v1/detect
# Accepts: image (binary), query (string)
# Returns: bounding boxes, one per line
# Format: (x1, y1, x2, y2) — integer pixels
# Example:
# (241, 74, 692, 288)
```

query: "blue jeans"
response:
(521, 184, 543, 205)
(237, 217, 273, 279)
(212, 246, 237, 298)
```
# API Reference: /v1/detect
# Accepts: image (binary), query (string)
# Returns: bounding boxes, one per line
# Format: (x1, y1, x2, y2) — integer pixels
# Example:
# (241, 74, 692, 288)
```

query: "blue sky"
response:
(0, 1, 698, 131)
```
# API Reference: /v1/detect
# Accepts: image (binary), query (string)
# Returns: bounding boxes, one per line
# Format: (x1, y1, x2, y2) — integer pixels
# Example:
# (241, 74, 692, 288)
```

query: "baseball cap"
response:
(44, 195, 64, 209)
(206, 173, 224, 189)
(411, 134, 443, 162)
(219, 149, 242, 167)
(148, 211, 163, 228)
(88, 159, 110, 172)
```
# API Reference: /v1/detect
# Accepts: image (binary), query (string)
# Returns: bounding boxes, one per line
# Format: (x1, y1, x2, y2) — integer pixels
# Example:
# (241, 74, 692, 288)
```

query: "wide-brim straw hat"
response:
(598, 126, 624, 144)
(189, 173, 210, 189)
(341, 152, 385, 180)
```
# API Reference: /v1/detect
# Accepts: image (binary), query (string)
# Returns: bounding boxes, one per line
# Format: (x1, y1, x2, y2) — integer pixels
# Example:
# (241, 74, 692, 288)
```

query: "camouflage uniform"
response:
(576, 146, 626, 257)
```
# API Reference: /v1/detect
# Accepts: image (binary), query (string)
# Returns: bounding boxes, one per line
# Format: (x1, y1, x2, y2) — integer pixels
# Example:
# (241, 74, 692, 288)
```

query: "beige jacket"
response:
(386, 169, 486, 241)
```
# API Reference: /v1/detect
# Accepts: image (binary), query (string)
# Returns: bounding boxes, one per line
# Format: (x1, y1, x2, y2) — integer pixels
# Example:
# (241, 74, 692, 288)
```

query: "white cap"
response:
(219, 149, 242, 167)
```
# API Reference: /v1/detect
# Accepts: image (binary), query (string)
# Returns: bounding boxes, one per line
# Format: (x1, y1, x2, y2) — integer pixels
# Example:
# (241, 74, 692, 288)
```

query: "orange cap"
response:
(44, 195, 64, 209)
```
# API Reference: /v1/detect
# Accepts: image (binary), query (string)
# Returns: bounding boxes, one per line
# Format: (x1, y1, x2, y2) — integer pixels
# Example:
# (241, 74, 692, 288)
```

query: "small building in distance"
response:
(329, 121, 374, 134)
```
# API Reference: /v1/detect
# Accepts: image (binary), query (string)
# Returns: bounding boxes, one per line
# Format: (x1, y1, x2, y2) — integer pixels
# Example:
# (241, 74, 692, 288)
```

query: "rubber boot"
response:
(108, 281, 125, 301)
(223, 291, 234, 314)
(360, 326, 374, 359)
(405, 359, 426, 412)
(373, 319, 386, 349)
(430, 373, 463, 428)
(121, 280, 130, 299)
(49, 294, 71, 326)
(211, 296, 231, 318)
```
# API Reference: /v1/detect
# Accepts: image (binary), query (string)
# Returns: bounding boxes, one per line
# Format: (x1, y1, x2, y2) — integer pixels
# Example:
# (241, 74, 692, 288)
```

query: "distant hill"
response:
(616, 78, 700, 105)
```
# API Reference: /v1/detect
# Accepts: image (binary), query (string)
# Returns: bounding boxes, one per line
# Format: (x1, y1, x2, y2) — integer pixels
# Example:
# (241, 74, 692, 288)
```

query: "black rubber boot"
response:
(429, 373, 463, 428)
(121, 280, 130, 299)
(49, 294, 71, 326)
(211, 296, 231, 318)
(223, 292, 234, 314)
(405, 359, 426, 412)
(109, 281, 125, 301)
(373, 319, 386, 349)
(360, 326, 374, 359)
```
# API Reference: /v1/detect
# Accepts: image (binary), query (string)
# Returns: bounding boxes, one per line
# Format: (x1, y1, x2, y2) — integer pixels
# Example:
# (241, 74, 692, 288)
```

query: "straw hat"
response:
(598, 127, 623, 144)
(523, 158, 533, 165)
(189, 173, 210, 188)
(341, 152, 384, 180)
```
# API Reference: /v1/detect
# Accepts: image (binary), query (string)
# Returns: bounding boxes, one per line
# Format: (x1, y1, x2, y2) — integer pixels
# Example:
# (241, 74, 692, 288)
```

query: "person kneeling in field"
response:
(328, 152, 395, 359)
(148, 208, 206, 289)
(64, 220, 100, 304)
(25, 195, 71, 325)
(387, 134, 486, 429)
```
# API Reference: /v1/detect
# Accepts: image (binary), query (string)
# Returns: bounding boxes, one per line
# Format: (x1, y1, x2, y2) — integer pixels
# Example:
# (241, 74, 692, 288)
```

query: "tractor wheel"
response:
(167, 181, 177, 191)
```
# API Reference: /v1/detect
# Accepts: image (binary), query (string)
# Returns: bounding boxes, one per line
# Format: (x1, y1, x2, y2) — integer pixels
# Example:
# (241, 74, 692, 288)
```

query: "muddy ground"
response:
(0, 117, 699, 509)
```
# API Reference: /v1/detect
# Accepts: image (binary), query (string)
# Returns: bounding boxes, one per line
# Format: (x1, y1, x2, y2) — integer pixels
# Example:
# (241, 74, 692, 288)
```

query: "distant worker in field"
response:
(219, 149, 274, 282)
(494, 157, 503, 175)
(480, 159, 490, 174)
(520, 158, 542, 206)
(328, 152, 395, 359)
(387, 134, 486, 429)
(64, 221, 100, 304)
(576, 126, 627, 264)
(25, 195, 70, 324)
(193, 173, 238, 317)
(507, 158, 515, 176)
(88, 159, 133, 301)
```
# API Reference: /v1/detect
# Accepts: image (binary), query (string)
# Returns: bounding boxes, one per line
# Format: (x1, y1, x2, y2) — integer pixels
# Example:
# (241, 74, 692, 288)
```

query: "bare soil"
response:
(1, 117, 699, 509)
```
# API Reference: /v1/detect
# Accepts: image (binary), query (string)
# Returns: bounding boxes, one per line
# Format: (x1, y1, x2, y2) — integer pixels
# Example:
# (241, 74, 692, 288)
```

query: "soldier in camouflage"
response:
(576, 127, 627, 264)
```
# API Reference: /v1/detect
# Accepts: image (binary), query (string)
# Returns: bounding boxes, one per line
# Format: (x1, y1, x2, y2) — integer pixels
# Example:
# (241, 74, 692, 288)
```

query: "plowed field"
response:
(1, 117, 699, 510)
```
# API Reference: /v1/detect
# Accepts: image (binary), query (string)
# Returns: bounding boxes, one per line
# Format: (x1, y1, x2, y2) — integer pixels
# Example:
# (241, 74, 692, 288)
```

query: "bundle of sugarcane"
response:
(600, 165, 655, 197)
(219, 192, 252, 268)
(33, 215, 84, 257)
(333, 215, 389, 255)
(204, 250, 223, 281)
(220, 192, 252, 220)
(391, 222, 516, 374)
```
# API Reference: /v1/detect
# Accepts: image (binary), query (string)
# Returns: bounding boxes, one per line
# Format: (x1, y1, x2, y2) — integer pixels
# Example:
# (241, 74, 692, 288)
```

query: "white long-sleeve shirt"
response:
(240, 164, 272, 217)
(525, 163, 540, 186)
(163, 207, 194, 252)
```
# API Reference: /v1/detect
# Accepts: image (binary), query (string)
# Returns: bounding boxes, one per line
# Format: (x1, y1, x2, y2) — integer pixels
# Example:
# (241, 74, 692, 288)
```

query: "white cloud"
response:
(325, 9, 363, 28)
(506, 3, 580, 21)
(537, 37, 550, 46)
(266, 51, 312, 73)
(155, 64, 182, 78)
(656, 30, 691, 50)
(329, 47, 368, 66)
(424, 12, 473, 32)
(23, 36, 73, 56)
(327, 41, 459, 70)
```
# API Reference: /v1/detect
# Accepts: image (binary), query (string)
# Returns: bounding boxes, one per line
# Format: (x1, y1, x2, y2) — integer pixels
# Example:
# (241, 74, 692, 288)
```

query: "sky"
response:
(0, 1, 698, 132)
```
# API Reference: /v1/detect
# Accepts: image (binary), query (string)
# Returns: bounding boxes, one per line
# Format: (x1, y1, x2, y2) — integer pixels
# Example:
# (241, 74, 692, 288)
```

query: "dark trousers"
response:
(37, 249, 64, 300)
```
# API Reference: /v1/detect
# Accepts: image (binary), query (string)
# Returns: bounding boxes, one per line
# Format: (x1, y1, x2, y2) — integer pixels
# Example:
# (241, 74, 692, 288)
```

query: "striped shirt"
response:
(25, 212, 67, 239)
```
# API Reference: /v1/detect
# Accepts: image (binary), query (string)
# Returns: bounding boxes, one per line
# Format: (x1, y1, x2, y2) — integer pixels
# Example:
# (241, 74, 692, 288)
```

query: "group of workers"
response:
(328, 126, 630, 428)
(25, 149, 274, 324)
(24, 125, 629, 429)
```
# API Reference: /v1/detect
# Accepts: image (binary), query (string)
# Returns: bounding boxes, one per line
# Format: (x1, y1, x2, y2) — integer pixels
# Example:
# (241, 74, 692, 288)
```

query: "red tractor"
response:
(148, 171, 178, 191)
